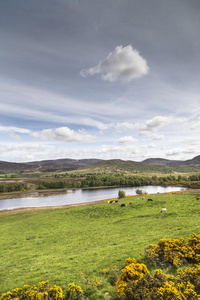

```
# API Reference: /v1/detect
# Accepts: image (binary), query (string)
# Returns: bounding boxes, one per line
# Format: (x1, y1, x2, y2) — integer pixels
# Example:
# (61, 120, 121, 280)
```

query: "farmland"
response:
(1, 189, 200, 298)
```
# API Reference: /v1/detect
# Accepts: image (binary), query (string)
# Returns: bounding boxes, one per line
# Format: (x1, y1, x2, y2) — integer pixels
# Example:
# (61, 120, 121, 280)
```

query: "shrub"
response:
(135, 188, 143, 195)
(115, 258, 149, 295)
(115, 262, 199, 300)
(145, 233, 200, 268)
(118, 190, 126, 198)
(66, 283, 84, 299)
(0, 281, 64, 300)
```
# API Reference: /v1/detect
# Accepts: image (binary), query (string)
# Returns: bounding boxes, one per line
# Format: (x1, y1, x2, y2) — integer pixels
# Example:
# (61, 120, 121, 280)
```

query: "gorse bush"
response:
(67, 283, 84, 299)
(115, 258, 149, 295)
(115, 261, 200, 299)
(145, 233, 200, 268)
(2, 233, 200, 299)
(0, 281, 63, 300)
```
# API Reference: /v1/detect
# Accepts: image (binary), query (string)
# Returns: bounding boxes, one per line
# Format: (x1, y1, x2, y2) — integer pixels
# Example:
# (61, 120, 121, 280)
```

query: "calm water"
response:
(0, 186, 186, 211)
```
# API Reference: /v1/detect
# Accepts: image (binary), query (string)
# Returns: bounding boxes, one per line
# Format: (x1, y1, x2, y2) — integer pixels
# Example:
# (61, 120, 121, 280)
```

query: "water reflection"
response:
(0, 185, 185, 211)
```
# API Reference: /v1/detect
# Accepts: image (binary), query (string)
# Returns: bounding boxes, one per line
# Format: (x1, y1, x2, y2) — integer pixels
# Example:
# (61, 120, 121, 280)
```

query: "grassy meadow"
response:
(1, 189, 200, 298)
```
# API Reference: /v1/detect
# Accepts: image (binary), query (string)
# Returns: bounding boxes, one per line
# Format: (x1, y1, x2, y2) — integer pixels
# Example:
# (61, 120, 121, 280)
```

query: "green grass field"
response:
(1, 190, 200, 298)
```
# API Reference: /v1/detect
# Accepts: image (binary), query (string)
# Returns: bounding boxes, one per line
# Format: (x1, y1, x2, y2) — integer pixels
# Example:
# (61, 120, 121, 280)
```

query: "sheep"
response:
(142, 197, 145, 200)
(121, 204, 125, 207)
(160, 208, 167, 213)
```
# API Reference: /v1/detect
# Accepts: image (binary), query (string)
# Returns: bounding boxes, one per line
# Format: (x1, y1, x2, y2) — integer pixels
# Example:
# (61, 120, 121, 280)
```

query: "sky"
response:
(0, 0, 200, 163)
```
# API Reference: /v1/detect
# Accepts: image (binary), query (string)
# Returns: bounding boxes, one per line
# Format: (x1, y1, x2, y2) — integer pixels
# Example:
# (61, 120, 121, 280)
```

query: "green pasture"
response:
(1, 190, 200, 298)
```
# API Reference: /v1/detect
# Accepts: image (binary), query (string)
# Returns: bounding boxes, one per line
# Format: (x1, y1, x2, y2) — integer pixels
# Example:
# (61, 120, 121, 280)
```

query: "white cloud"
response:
(114, 116, 185, 136)
(115, 122, 139, 131)
(30, 127, 96, 143)
(80, 45, 149, 82)
(114, 116, 169, 134)
(0, 126, 31, 134)
(190, 121, 200, 130)
(117, 136, 138, 145)
(139, 116, 172, 134)
(149, 133, 165, 140)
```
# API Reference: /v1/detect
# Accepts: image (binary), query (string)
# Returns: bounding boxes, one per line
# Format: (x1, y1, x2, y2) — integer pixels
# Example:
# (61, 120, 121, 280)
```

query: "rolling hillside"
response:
(0, 155, 200, 174)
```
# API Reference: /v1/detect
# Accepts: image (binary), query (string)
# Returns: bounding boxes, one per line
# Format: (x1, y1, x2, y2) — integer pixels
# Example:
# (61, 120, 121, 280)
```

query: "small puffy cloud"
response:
(114, 116, 171, 134)
(117, 136, 138, 145)
(140, 116, 171, 134)
(80, 45, 149, 82)
(30, 127, 96, 143)
(115, 122, 139, 131)
(149, 133, 165, 140)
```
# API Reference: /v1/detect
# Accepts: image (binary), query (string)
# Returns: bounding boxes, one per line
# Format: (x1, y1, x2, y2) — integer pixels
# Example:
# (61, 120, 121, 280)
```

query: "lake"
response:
(0, 185, 186, 211)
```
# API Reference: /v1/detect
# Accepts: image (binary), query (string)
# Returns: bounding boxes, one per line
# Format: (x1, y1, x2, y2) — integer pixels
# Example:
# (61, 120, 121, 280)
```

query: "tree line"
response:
(0, 183, 27, 193)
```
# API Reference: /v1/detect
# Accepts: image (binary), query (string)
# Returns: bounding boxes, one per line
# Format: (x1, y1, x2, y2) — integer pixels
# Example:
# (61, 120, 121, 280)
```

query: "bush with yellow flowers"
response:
(0, 281, 63, 300)
(66, 283, 84, 300)
(145, 233, 200, 268)
(115, 261, 200, 300)
(115, 258, 149, 295)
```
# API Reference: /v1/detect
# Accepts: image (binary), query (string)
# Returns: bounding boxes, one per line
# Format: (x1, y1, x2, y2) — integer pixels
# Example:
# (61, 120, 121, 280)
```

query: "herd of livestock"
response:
(107, 197, 167, 213)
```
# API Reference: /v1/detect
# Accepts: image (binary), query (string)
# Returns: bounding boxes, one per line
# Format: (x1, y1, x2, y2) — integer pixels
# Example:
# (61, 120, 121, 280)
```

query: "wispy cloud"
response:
(0, 126, 31, 134)
(80, 45, 149, 82)
(190, 121, 200, 130)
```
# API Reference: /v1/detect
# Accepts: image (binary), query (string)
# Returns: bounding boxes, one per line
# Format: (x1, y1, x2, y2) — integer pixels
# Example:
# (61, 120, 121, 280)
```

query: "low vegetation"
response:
(1, 173, 200, 196)
(1, 189, 200, 299)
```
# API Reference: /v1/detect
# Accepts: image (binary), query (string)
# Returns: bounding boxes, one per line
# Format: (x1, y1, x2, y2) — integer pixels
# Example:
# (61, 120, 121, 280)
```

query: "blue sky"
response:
(0, 0, 200, 162)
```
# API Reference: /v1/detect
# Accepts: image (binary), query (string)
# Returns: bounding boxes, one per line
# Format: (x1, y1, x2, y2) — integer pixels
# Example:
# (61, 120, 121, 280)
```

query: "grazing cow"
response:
(196, 197, 200, 200)
(129, 202, 133, 205)
(142, 197, 145, 200)
(148, 198, 153, 202)
(121, 204, 125, 207)
(160, 208, 167, 213)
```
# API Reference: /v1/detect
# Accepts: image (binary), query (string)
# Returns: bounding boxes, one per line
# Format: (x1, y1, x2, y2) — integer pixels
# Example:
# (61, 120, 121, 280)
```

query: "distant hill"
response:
(0, 158, 102, 173)
(78, 159, 174, 174)
(142, 155, 200, 170)
(142, 158, 182, 166)
(0, 155, 200, 174)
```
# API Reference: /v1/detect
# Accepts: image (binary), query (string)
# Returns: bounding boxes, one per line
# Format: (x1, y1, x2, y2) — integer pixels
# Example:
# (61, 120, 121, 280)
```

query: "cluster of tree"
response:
(0, 183, 26, 193)
(37, 181, 68, 190)
(188, 174, 200, 181)
(80, 174, 151, 188)
(35, 173, 200, 191)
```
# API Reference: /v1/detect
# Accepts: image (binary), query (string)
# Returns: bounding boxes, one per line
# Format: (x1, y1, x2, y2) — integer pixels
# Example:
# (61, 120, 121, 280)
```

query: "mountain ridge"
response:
(0, 155, 200, 174)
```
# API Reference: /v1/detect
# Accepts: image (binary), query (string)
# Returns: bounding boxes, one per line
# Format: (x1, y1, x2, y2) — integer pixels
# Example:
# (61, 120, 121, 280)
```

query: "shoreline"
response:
(0, 187, 193, 214)
(0, 198, 108, 214)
